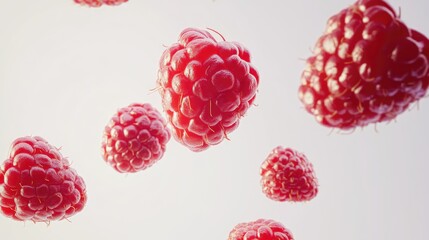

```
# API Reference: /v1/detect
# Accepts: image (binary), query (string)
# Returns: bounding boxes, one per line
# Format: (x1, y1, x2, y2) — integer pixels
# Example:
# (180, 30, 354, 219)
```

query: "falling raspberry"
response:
(157, 27, 259, 152)
(299, 0, 429, 130)
(261, 146, 318, 202)
(74, 0, 128, 7)
(228, 218, 294, 240)
(101, 103, 171, 173)
(0, 136, 87, 222)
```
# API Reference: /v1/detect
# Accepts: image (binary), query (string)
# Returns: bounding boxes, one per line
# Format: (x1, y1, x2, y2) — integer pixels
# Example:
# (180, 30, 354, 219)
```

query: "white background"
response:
(1, 0, 429, 239)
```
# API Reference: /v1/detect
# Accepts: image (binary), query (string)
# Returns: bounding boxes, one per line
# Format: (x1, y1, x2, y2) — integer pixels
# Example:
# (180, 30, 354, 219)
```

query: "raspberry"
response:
(0, 136, 87, 222)
(74, 0, 128, 7)
(101, 103, 171, 173)
(299, 0, 429, 130)
(261, 146, 318, 202)
(157, 27, 259, 152)
(228, 219, 294, 240)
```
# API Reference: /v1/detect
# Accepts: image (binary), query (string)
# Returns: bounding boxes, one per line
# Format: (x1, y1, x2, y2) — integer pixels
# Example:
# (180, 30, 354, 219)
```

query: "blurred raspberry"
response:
(74, 0, 128, 7)
(228, 218, 294, 240)
(299, 0, 429, 129)
(101, 103, 171, 173)
(261, 146, 318, 202)
(157, 27, 259, 152)
(0, 136, 87, 222)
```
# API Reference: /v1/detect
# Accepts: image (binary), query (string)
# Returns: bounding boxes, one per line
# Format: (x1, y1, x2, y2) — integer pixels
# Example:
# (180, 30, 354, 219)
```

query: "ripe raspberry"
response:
(228, 219, 294, 240)
(74, 0, 128, 7)
(261, 146, 318, 202)
(0, 136, 87, 222)
(101, 103, 171, 173)
(299, 0, 429, 130)
(157, 27, 259, 152)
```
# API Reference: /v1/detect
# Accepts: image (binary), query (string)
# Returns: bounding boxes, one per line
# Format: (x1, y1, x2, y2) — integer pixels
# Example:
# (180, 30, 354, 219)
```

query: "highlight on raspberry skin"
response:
(228, 218, 294, 240)
(101, 103, 171, 173)
(298, 0, 429, 130)
(0, 136, 87, 223)
(157, 27, 260, 152)
(260, 146, 318, 202)
(74, 0, 128, 7)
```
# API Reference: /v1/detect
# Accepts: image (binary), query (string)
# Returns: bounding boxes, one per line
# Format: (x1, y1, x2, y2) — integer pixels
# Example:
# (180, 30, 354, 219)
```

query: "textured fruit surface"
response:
(228, 218, 294, 240)
(299, 0, 429, 129)
(0, 136, 87, 222)
(74, 0, 128, 7)
(157, 27, 259, 152)
(101, 103, 171, 173)
(261, 146, 318, 202)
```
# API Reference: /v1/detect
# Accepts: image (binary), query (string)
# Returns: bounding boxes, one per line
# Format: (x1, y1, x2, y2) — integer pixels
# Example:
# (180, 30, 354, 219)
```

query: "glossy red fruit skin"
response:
(157, 28, 259, 152)
(261, 146, 318, 202)
(299, 0, 429, 130)
(101, 103, 171, 173)
(0, 136, 87, 222)
(228, 219, 294, 240)
(74, 0, 128, 7)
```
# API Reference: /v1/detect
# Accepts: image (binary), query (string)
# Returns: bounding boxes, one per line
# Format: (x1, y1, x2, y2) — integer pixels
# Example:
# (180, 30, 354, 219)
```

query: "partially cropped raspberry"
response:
(228, 219, 294, 240)
(157, 27, 259, 152)
(261, 146, 318, 202)
(299, 0, 429, 130)
(101, 103, 171, 173)
(0, 136, 87, 222)
(74, 0, 128, 7)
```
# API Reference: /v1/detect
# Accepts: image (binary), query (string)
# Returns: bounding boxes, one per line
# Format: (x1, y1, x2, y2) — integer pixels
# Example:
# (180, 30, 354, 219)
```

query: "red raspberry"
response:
(228, 219, 294, 240)
(0, 136, 87, 222)
(299, 0, 429, 130)
(157, 28, 259, 152)
(260, 146, 318, 202)
(101, 103, 171, 173)
(74, 0, 128, 7)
